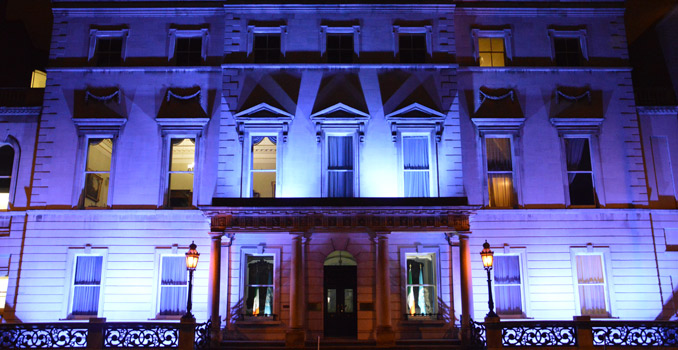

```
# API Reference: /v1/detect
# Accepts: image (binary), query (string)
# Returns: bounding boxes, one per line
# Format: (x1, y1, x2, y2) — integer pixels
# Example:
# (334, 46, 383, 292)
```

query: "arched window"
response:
(0, 146, 15, 210)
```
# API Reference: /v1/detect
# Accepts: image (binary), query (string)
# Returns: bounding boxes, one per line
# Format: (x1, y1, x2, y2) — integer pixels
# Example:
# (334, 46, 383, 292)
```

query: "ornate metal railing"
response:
(193, 320, 211, 350)
(470, 318, 487, 349)
(592, 321, 678, 347)
(502, 321, 577, 347)
(0, 323, 88, 349)
(104, 323, 180, 348)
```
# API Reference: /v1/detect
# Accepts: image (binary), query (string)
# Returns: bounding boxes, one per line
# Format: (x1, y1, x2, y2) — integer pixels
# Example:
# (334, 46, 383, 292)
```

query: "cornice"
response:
(223, 4, 455, 12)
(636, 106, 678, 115)
(222, 63, 459, 69)
(53, 7, 223, 17)
(47, 67, 222, 73)
(456, 6, 624, 16)
(0, 107, 42, 116)
(459, 66, 631, 73)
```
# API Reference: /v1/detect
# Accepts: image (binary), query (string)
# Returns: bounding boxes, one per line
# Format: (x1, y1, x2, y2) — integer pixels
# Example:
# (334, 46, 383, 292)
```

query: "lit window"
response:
(0, 146, 14, 210)
(575, 254, 609, 317)
(254, 34, 281, 63)
(565, 138, 595, 205)
(158, 256, 187, 315)
(71, 255, 103, 316)
(402, 136, 430, 197)
(30, 70, 46, 88)
(83, 139, 112, 208)
(168, 138, 195, 208)
(554, 37, 582, 67)
(485, 137, 514, 207)
(399, 34, 427, 63)
(175, 37, 202, 66)
(251, 136, 277, 198)
(327, 34, 353, 63)
(0, 275, 7, 314)
(95, 37, 123, 67)
(406, 253, 437, 316)
(478, 37, 505, 67)
(494, 255, 523, 316)
(245, 255, 274, 317)
(327, 136, 354, 198)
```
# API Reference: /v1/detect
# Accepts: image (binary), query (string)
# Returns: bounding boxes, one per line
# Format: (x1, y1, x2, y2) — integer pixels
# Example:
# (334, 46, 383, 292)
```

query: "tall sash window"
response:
(405, 253, 436, 316)
(71, 256, 103, 316)
(402, 136, 430, 197)
(168, 138, 195, 208)
(84, 139, 112, 208)
(486, 137, 514, 207)
(576, 254, 608, 316)
(158, 256, 187, 315)
(0, 146, 15, 210)
(327, 136, 354, 197)
(565, 138, 595, 205)
(251, 136, 277, 198)
(494, 255, 523, 316)
(245, 256, 274, 316)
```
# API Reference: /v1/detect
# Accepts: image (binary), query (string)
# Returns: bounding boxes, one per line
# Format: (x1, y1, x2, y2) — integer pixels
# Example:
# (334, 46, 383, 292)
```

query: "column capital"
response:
(209, 231, 224, 239)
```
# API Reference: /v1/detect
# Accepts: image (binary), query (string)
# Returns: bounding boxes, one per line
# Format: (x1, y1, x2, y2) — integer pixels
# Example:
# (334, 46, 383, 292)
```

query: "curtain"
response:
(486, 138, 512, 171)
(577, 255, 607, 316)
(488, 174, 513, 207)
(494, 255, 522, 315)
(72, 256, 102, 315)
(403, 137, 430, 197)
(159, 256, 187, 315)
(328, 136, 353, 197)
(486, 138, 514, 207)
(565, 138, 587, 184)
(252, 136, 277, 145)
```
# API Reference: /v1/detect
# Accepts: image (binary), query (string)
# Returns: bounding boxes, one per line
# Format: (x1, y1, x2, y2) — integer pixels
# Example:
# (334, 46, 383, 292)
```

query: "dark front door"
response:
(324, 265, 357, 338)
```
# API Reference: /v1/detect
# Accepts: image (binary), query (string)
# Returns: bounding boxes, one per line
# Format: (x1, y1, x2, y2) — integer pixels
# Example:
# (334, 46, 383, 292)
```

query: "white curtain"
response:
(72, 256, 102, 315)
(328, 136, 353, 197)
(159, 256, 187, 315)
(486, 138, 514, 207)
(494, 255, 522, 315)
(403, 137, 430, 197)
(577, 255, 607, 316)
(565, 138, 587, 184)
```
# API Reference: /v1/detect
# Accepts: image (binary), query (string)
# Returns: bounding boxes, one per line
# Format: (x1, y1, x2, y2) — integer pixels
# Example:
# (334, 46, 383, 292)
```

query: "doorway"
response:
(323, 250, 357, 338)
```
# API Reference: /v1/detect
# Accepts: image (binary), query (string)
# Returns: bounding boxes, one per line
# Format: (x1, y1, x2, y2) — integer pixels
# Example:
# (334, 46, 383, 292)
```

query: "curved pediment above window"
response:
(549, 117, 604, 135)
(234, 103, 294, 143)
(310, 103, 370, 142)
(74, 87, 126, 119)
(385, 103, 445, 142)
(158, 87, 207, 119)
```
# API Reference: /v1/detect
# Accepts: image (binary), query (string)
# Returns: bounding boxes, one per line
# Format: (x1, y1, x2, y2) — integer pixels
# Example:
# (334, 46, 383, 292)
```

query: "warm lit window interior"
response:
(565, 138, 595, 205)
(405, 253, 437, 316)
(30, 70, 46, 88)
(494, 255, 523, 316)
(251, 136, 277, 198)
(327, 135, 354, 197)
(0, 275, 8, 314)
(403, 136, 430, 197)
(486, 137, 514, 207)
(71, 255, 103, 316)
(245, 255, 274, 316)
(83, 139, 112, 208)
(576, 254, 608, 317)
(158, 256, 187, 315)
(478, 37, 505, 67)
(0, 146, 14, 210)
(168, 138, 195, 208)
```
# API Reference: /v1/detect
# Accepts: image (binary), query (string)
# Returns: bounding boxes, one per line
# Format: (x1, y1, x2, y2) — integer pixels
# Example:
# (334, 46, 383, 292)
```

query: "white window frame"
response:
(392, 26, 433, 61)
(570, 245, 616, 318)
(398, 131, 438, 197)
(242, 131, 282, 198)
(88, 29, 129, 64)
(561, 135, 599, 207)
(247, 25, 288, 61)
(151, 246, 188, 319)
(322, 131, 360, 198)
(399, 246, 441, 320)
(471, 29, 513, 65)
(548, 29, 589, 64)
(61, 246, 108, 319)
(492, 245, 531, 319)
(320, 26, 361, 61)
(0, 254, 9, 315)
(239, 246, 281, 320)
(482, 135, 519, 208)
(168, 28, 209, 64)
(81, 137, 115, 208)
(0, 137, 20, 211)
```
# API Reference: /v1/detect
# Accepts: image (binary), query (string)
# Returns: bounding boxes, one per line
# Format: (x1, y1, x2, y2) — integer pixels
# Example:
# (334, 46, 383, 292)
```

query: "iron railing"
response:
(0, 323, 88, 349)
(501, 321, 577, 347)
(592, 321, 678, 347)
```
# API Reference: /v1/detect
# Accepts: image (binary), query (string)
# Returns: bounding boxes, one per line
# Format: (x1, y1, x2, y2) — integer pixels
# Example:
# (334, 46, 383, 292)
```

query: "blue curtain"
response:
(159, 256, 187, 315)
(494, 255, 522, 315)
(72, 256, 102, 315)
(328, 136, 353, 197)
(252, 136, 277, 145)
(403, 137, 430, 197)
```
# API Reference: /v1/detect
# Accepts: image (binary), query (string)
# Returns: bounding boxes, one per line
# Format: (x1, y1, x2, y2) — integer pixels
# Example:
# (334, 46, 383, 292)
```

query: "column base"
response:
(285, 328, 306, 348)
(376, 326, 395, 347)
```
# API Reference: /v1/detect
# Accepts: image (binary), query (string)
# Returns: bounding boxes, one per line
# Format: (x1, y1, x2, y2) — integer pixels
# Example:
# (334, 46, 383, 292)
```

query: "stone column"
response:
(375, 233, 395, 347)
(208, 232, 223, 347)
(286, 232, 305, 348)
(459, 233, 474, 343)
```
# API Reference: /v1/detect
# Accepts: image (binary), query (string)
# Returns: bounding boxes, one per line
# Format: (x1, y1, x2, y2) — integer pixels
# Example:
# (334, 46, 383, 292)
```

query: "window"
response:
(575, 254, 609, 317)
(405, 253, 437, 316)
(327, 34, 354, 63)
(485, 137, 515, 207)
(478, 38, 505, 67)
(245, 255, 274, 316)
(96, 38, 123, 67)
(0, 146, 15, 210)
(70, 255, 103, 316)
(82, 139, 112, 208)
(254, 34, 281, 63)
(327, 135, 354, 197)
(30, 70, 46, 88)
(399, 34, 427, 63)
(0, 254, 8, 315)
(494, 255, 523, 316)
(158, 256, 187, 316)
(168, 138, 195, 208)
(402, 136, 430, 197)
(554, 38, 582, 67)
(250, 136, 277, 198)
(565, 138, 595, 205)
(169, 28, 208, 66)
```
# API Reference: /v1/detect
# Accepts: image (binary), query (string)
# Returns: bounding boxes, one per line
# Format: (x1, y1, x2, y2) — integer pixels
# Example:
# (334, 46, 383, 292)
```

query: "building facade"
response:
(1, 0, 677, 347)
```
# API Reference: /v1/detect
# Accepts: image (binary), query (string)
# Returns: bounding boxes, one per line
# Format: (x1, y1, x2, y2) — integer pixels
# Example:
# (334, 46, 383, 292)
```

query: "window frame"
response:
(570, 245, 616, 318)
(548, 29, 589, 66)
(471, 29, 513, 66)
(80, 137, 115, 209)
(492, 245, 530, 319)
(322, 131, 360, 198)
(151, 246, 188, 319)
(239, 246, 281, 320)
(482, 135, 519, 208)
(61, 247, 108, 319)
(88, 29, 129, 66)
(398, 131, 438, 198)
(242, 131, 282, 198)
(168, 28, 209, 66)
(392, 26, 433, 63)
(0, 137, 20, 211)
(399, 246, 441, 320)
(247, 26, 287, 63)
(561, 136, 598, 207)
(320, 26, 360, 63)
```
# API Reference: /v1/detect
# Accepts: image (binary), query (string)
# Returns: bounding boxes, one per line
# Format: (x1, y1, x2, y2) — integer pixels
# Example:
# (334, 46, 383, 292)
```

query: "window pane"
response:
(404, 172, 430, 197)
(159, 286, 187, 315)
(245, 255, 274, 316)
(247, 256, 273, 285)
(327, 34, 353, 64)
(169, 173, 193, 207)
(406, 286, 435, 315)
(579, 285, 606, 316)
(159, 256, 187, 315)
(328, 171, 353, 198)
(161, 256, 187, 285)
(479, 52, 491, 67)
(84, 173, 110, 208)
(488, 173, 514, 207)
(72, 256, 103, 316)
(253, 172, 276, 198)
(403, 137, 429, 169)
(491, 53, 505, 67)
(170, 139, 195, 172)
(252, 137, 277, 170)
(0, 145, 14, 177)
(0, 276, 7, 313)
(569, 173, 595, 205)
(407, 255, 434, 285)
(494, 255, 520, 284)
(576, 255, 604, 284)
(86, 139, 112, 172)
(486, 138, 512, 171)
(31, 70, 46, 88)
(565, 138, 591, 171)
(491, 37, 504, 51)
(74, 256, 103, 284)
(344, 289, 354, 313)
(478, 38, 491, 52)
(496, 285, 522, 315)
(576, 254, 607, 316)
(72, 286, 100, 315)
(327, 288, 337, 313)
(328, 136, 353, 169)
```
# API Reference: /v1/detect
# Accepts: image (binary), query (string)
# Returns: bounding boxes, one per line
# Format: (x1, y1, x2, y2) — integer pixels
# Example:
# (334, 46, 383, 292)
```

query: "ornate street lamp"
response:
(183, 241, 200, 320)
(480, 240, 498, 318)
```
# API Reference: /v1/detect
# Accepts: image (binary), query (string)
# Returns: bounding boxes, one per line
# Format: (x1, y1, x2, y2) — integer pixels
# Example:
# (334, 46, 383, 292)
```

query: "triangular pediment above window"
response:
(310, 103, 370, 142)
(310, 102, 370, 120)
(234, 103, 294, 120)
(234, 103, 294, 143)
(386, 103, 445, 142)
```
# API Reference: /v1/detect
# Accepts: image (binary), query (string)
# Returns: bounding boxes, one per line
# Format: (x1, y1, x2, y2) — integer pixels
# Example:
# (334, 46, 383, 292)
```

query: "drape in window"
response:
(565, 138, 588, 183)
(72, 256, 102, 315)
(576, 255, 606, 316)
(159, 256, 187, 315)
(328, 136, 353, 197)
(494, 255, 522, 315)
(488, 174, 513, 207)
(252, 136, 277, 145)
(486, 138, 514, 207)
(486, 138, 512, 171)
(403, 137, 430, 197)
(246, 257, 274, 316)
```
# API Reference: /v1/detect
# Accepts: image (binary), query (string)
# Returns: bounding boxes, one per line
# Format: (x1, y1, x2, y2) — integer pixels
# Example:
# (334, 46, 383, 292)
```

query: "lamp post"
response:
(480, 240, 498, 318)
(183, 241, 200, 320)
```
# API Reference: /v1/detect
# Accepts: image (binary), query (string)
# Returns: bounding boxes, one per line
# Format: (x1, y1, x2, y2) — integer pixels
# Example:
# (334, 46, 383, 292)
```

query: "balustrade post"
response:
(484, 316, 502, 350)
(86, 318, 106, 350)
(574, 316, 594, 350)
(179, 316, 196, 350)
